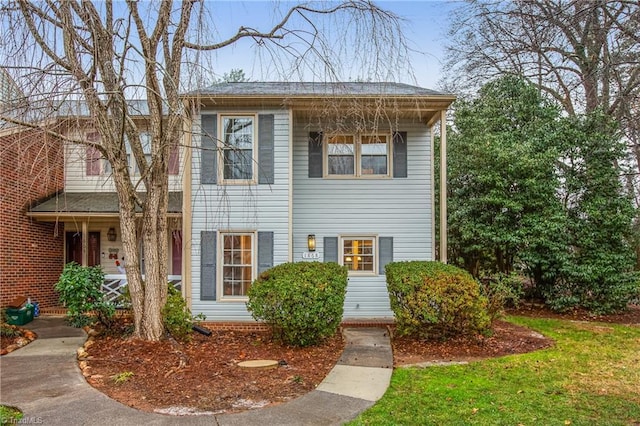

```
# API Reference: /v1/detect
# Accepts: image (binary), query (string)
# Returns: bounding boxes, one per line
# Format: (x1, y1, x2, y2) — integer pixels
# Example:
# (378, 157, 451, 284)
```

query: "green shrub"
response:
(386, 261, 490, 339)
(0, 321, 22, 338)
(162, 284, 203, 341)
(246, 262, 348, 347)
(479, 272, 524, 321)
(544, 272, 640, 314)
(54, 262, 115, 328)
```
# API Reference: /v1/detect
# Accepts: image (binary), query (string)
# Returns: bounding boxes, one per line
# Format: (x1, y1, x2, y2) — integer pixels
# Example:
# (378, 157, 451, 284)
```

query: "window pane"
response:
(222, 117, 254, 180)
(140, 132, 152, 154)
(222, 234, 253, 296)
(327, 135, 355, 175)
(361, 156, 387, 175)
(223, 149, 252, 179)
(134, 154, 152, 175)
(361, 135, 388, 175)
(328, 156, 355, 175)
(342, 238, 375, 272)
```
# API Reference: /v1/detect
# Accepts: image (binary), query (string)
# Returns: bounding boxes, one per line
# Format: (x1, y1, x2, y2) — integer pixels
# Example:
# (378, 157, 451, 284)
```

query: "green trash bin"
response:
(5, 306, 34, 326)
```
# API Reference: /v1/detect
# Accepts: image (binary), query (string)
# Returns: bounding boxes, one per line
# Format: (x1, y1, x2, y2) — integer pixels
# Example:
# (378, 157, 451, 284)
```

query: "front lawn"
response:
(351, 317, 640, 425)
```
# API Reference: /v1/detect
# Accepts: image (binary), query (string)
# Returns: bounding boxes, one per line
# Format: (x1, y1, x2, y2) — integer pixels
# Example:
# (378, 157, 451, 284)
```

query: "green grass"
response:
(350, 317, 640, 425)
(0, 405, 23, 424)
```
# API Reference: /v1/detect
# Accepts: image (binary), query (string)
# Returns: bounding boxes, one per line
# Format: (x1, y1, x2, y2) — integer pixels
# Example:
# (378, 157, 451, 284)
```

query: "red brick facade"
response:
(1, 129, 64, 308)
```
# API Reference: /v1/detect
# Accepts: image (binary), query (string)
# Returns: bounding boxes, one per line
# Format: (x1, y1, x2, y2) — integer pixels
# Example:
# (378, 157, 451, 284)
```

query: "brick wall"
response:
(1, 128, 65, 308)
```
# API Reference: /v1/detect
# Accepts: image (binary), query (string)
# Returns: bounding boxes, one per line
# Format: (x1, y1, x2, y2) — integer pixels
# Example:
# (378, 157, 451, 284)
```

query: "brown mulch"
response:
(81, 328, 344, 414)
(3, 304, 639, 415)
(0, 324, 36, 355)
(392, 319, 553, 366)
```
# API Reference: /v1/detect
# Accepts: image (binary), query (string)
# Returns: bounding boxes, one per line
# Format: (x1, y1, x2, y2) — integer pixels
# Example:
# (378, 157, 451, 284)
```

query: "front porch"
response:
(27, 191, 184, 308)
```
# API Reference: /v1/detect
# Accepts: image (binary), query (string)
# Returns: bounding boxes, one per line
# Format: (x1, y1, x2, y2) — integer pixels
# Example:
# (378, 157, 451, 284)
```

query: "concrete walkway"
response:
(0, 317, 392, 425)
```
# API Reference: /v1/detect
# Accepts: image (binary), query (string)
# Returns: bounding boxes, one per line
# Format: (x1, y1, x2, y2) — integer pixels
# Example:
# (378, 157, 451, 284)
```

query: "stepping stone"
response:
(238, 359, 279, 369)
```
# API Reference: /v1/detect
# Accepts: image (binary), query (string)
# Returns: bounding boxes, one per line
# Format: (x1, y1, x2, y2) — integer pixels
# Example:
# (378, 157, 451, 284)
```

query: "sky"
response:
(205, 1, 458, 89)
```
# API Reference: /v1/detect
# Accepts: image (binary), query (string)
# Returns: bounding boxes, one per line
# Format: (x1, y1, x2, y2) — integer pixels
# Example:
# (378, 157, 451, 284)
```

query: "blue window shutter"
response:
(308, 132, 323, 178)
(393, 131, 407, 178)
(324, 237, 338, 263)
(201, 114, 217, 184)
(258, 114, 274, 184)
(200, 231, 216, 300)
(257, 231, 274, 274)
(378, 237, 393, 275)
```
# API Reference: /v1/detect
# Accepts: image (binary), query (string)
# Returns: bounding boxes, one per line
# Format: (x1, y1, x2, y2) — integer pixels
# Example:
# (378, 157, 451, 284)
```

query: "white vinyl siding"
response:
(64, 139, 182, 192)
(292, 117, 433, 319)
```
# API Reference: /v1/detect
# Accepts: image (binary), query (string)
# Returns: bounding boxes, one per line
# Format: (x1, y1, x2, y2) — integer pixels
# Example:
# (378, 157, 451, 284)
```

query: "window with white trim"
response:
(341, 236, 376, 274)
(327, 135, 355, 175)
(221, 116, 255, 181)
(125, 131, 180, 176)
(326, 134, 389, 177)
(220, 233, 255, 298)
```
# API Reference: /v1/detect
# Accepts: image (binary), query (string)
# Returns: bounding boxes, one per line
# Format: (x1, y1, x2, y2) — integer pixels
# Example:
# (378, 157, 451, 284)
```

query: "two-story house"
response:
(182, 82, 454, 322)
(11, 82, 453, 321)
(25, 101, 184, 305)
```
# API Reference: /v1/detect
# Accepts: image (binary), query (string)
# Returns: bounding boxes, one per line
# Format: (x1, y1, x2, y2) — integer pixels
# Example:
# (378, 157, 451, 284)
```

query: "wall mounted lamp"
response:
(307, 234, 316, 252)
(107, 227, 117, 242)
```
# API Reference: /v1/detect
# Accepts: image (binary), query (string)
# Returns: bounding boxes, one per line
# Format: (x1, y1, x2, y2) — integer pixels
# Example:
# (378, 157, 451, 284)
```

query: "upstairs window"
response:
(127, 131, 180, 176)
(168, 144, 180, 175)
(221, 116, 255, 181)
(361, 135, 388, 175)
(85, 132, 111, 176)
(327, 135, 355, 175)
(325, 134, 389, 177)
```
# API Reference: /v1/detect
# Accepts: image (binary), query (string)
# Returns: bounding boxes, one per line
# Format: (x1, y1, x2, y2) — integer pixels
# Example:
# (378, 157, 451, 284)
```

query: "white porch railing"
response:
(102, 274, 183, 305)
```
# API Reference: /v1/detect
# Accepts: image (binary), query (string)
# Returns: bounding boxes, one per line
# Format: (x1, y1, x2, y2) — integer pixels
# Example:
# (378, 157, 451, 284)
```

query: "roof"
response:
(188, 82, 455, 126)
(191, 82, 449, 97)
(28, 192, 182, 219)
(52, 99, 155, 117)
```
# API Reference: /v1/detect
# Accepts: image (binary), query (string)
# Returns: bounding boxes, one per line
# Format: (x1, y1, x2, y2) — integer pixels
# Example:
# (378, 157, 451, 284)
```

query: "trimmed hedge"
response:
(386, 261, 490, 339)
(246, 261, 348, 347)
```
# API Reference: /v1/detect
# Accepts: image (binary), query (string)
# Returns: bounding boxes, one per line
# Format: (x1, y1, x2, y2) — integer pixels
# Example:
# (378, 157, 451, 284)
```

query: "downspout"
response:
(439, 109, 447, 264)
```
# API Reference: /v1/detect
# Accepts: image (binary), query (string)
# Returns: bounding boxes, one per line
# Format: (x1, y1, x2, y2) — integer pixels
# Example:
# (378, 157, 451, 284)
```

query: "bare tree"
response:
(0, 1, 408, 340)
(443, 0, 639, 185)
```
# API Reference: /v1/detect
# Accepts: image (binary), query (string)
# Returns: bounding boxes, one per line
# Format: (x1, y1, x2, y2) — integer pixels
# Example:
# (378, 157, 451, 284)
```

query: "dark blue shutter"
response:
(258, 115, 274, 184)
(324, 237, 338, 263)
(257, 231, 274, 274)
(200, 231, 217, 300)
(201, 114, 217, 184)
(393, 131, 407, 178)
(378, 237, 393, 275)
(308, 132, 323, 178)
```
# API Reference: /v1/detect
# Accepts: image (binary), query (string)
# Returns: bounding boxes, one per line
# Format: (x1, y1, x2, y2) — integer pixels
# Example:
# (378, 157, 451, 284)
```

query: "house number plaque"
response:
(302, 252, 321, 260)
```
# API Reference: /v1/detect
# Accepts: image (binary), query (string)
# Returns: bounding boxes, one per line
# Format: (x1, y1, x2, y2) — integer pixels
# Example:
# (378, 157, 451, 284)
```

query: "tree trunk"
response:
(112, 174, 145, 337)
(139, 182, 169, 341)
